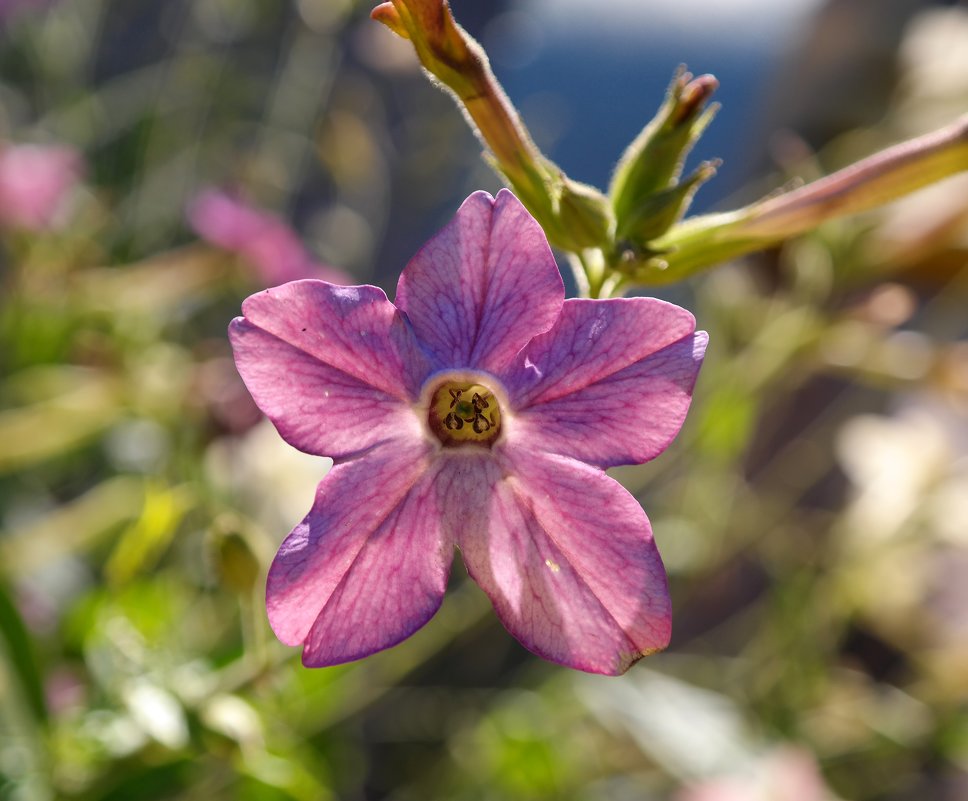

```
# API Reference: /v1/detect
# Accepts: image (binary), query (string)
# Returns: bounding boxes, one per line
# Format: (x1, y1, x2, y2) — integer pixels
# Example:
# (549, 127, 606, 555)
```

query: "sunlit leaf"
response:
(105, 482, 195, 585)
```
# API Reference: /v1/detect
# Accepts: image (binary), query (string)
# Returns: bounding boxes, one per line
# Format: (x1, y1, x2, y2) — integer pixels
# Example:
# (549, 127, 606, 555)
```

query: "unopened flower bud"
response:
(554, 178, 614, 251)
(740, 114, 968, 240)
(212, 528, 261, 596)
(372, 0, 557, 221)
(671, 74, 719, 126)
(609, 68, 719, 228)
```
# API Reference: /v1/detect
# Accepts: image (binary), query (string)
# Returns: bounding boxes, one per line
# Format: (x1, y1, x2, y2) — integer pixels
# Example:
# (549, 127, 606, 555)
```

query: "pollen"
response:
(428, 380, 502, 448)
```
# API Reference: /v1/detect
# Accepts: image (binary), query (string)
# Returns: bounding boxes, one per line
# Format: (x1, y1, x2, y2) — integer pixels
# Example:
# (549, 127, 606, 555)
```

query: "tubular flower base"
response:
(229, 190, 707, 675)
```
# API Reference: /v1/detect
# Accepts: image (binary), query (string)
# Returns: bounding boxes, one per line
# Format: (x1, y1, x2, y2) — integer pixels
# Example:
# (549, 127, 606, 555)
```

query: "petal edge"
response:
(448, 448, 671, 675)
(266, 438, 445, 659)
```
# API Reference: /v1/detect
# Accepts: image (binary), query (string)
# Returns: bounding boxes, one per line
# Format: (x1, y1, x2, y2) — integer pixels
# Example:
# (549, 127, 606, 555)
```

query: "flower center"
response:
(427, 380, 502, 447)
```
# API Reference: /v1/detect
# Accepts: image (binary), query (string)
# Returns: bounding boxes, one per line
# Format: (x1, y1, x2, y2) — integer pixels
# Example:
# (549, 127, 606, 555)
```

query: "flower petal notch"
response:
(230, 189, 707, 675)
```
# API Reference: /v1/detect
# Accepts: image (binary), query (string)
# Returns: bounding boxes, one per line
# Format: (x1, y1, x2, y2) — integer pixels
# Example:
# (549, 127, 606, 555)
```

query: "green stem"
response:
(581, 249, 608, 299)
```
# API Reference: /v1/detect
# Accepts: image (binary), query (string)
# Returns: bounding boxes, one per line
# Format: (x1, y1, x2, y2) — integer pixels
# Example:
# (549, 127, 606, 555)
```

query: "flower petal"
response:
(502, 298, 707, 467)
(448, 446, 671, 675)
(266, 440, 453, 666)
(230, 280, 430, 458)
(395, 189, 564, 373)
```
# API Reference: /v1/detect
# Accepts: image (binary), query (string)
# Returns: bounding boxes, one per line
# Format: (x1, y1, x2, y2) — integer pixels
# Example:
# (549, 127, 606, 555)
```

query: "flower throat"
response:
(428, 380, 502, 447)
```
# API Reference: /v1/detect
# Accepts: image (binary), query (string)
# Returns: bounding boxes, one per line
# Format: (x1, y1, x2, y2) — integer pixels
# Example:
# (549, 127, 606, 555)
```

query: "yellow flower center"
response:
(427, 380, 502, 447)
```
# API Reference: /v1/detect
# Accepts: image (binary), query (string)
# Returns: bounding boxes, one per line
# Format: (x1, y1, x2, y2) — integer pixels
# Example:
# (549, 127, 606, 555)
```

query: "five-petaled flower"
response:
(229, 190, 707, 675)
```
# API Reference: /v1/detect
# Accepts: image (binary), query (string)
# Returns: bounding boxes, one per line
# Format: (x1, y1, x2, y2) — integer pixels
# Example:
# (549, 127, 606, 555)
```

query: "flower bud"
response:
(372, 1, 480, 98)
(609, 68, 719, 228)
(372, 1, 558, 231)
(554, 178, 614, 251)
(211, 526, 261, 596)
(638, 113, 968, 285)
(740, 113, 968, 239)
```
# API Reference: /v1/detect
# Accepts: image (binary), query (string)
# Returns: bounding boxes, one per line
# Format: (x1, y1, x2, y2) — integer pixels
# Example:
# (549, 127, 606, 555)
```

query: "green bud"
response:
(553, 178, 614, 251)
(609, 68, 719, 227)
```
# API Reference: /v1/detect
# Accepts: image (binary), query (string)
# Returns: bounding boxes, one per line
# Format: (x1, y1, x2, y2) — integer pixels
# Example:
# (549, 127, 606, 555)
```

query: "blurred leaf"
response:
(576, 669, 757, 781)
(3, 365, 105, 405)
(0, 577, 48, 724)
(105, 482, 194, 585)
(0, 298, 78, 371)
(1, 476, 144, 572)
(695, 385, 758, 461)
(0, 371, 122, 474)
(240, 752, 333, 801)
(72, 246, 230, 317)
(90, 758, 195, 801)
(65, 577, 189, 655)
(492, 734, 560, 798)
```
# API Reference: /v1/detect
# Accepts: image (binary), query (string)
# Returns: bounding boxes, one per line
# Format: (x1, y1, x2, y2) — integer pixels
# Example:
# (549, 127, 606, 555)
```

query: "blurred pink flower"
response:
(230, 189, 707, 674)
(188, 190, 350, 286)
(677, 748, 836, 801)
(0, 143, 82, 230)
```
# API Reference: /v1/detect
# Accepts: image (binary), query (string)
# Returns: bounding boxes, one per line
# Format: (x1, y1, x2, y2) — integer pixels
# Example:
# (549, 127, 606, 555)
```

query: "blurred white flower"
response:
(676, 747, 838, 801)
(835, 395, 968, 654)
(577, 670, 755, 779)
(897, 6, 968, 131)
(205, 417, 332, 535)
(836, 408, 951, 543)
(121, 680, 189, 750)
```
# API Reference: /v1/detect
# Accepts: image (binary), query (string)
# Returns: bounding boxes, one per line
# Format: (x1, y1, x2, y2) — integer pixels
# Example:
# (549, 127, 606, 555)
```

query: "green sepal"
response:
(622, 209, 763, 285)
(615, 159, 719, 244)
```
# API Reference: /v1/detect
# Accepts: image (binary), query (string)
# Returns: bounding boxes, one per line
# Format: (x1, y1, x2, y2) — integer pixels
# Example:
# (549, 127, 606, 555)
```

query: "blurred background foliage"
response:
(1, 1, 967, 799)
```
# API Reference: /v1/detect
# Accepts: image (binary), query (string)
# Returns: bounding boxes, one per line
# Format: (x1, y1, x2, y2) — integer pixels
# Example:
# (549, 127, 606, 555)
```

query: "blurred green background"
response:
(1, 1, 967, 799)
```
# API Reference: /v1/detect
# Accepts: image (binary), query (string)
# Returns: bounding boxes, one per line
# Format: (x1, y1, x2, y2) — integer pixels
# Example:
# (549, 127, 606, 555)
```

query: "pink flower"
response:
(229, 190, 707, 675)
(0, 143, 82, 230)
(188, 190, 350, 286)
